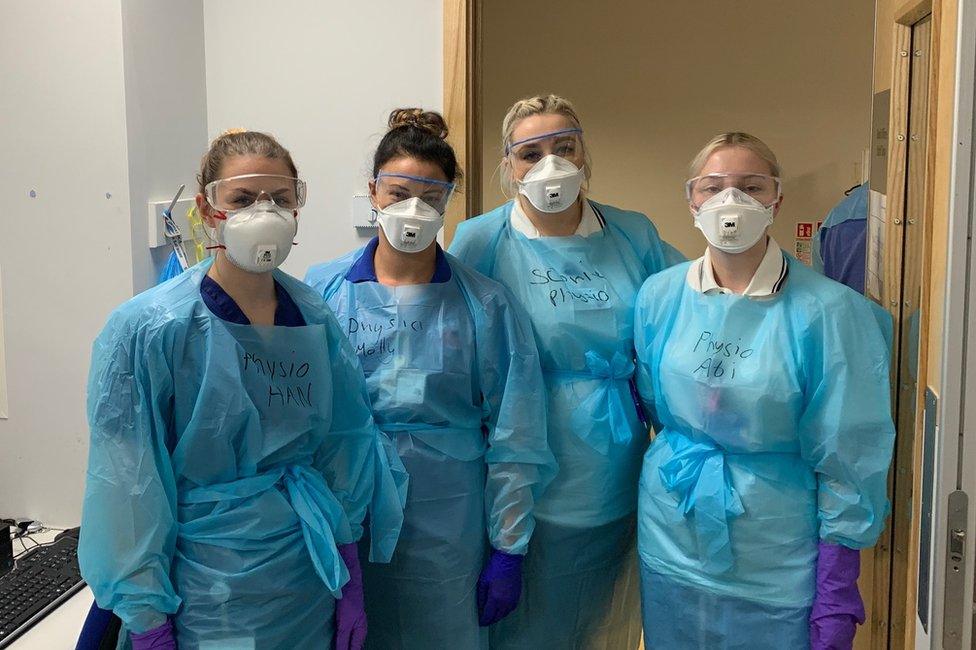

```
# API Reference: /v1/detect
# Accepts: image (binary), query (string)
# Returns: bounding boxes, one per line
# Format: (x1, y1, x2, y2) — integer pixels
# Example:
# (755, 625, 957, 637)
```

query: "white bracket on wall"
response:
(147, 197, 196, 248)
(352, 194, 378, 230)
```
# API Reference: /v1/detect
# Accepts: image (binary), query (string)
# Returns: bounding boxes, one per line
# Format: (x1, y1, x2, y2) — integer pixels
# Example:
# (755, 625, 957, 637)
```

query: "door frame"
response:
(929, 1, 976, 646)
(443, 0, 482, 245)
(877, 2, 943, 648)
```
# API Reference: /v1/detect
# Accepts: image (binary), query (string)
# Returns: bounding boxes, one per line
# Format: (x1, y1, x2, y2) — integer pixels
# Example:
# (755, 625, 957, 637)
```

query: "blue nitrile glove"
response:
(477, 549, 524, 626)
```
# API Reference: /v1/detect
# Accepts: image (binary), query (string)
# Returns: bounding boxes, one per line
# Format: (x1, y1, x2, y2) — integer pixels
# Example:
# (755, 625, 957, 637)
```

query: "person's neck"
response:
(708, 236, 770, 295)
(374, 236, 437, 286)
(207, 252, 278, 325)
(519, 195, 583, 237)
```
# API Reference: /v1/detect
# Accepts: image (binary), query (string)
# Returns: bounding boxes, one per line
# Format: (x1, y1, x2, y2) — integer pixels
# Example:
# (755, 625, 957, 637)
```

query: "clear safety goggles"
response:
(373, 173, 456, 215)
(204, 174, 307, 212)
(506, 128, 585, 169)
(685, 173, 781, 210)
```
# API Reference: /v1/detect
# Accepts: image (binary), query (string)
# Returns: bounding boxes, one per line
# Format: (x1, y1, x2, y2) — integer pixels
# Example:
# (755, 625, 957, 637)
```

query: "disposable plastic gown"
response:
(79, 259, 396, 649)
(449, 200, 682, 648)
(812, 182, 869, 292)
(305, 245, 556, 649)
(634, 256, 894, 647)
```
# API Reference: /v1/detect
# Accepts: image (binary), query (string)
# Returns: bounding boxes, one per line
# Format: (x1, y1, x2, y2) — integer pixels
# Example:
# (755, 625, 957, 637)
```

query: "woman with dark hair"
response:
(306, 109, 556, 649)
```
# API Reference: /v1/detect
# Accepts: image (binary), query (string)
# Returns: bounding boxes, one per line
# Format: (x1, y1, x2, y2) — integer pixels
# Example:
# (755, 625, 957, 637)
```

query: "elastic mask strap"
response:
(205, 211, 227, 250)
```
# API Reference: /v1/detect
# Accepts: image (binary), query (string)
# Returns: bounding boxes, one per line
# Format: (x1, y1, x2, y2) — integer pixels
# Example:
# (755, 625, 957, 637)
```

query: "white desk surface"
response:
(8, 528, 93, 649)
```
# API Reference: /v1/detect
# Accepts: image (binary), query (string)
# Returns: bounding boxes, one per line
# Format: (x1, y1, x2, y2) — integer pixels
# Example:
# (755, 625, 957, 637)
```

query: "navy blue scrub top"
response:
(345, 237, 452, 284)
(201, 274, 307, 327)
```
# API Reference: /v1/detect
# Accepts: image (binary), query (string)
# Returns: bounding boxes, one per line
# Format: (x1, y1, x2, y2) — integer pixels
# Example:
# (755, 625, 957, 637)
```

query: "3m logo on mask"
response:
(720, 217, 739, 239)
(545, 185, 562, 209)
(255, 245, 277, 268)
(402, 225, 421, 245)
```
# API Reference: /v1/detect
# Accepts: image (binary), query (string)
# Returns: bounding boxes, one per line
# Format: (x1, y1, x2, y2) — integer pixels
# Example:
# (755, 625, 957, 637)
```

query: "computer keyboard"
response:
(0, 534, 85, 648)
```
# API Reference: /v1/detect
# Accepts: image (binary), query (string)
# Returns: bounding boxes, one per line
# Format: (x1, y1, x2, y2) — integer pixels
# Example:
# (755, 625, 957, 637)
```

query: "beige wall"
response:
(480, 0, 875, 259)
(874, 0, 896, 93)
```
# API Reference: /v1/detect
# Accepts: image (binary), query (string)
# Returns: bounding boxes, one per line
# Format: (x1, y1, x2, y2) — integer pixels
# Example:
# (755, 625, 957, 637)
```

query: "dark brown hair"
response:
(372, 109, 461, 183)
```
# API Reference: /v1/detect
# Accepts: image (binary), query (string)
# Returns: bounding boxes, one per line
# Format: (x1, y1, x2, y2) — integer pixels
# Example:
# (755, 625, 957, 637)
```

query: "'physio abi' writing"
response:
(691, 330, 755, 380)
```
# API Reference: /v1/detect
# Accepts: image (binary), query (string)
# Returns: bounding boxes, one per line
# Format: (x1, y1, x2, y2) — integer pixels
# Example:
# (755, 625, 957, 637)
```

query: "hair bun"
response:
(388, 108, 449, 140)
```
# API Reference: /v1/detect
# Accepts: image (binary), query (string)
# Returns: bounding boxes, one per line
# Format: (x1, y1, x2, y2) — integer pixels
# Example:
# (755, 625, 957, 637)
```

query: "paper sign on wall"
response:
(794, 221, 814, 265)
(794, 240, 812, 265)
(870, 90, 891, 194)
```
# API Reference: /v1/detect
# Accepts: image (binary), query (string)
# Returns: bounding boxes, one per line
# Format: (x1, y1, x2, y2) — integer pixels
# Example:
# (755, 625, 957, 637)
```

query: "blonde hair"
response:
(499, 94, 592, 197)
(689, 132, 781, 178)
(197, 129, 298, 193)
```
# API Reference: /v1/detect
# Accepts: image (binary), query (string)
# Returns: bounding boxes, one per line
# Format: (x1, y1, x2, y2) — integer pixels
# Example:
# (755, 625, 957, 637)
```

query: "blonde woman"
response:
(633, 133, 894, 648)
(450, 95, 682, 649)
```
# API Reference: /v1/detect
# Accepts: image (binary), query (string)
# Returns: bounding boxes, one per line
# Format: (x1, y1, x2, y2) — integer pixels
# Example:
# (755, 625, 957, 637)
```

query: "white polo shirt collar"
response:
(510, 198, 604, 239)
(686, 237, 789, 297)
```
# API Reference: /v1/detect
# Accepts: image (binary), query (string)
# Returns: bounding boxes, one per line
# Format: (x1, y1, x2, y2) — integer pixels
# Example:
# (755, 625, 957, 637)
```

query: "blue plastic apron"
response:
(482, 218, 646, 649)
(337, 279, 488, 650)
(168, 321, 350, 649)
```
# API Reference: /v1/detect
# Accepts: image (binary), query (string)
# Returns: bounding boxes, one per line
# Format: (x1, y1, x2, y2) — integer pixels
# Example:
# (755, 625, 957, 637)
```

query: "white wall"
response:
(121, 0, 209, 293)
(0, 1, 133, 524)
(0, 0, 209, 525)
(203, 0, 444, 276)
(0, 0, 442, 525)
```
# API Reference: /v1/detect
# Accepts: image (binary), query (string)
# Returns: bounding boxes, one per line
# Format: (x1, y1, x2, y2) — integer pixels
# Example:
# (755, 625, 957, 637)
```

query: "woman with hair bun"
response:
(306, 109, 556, 649)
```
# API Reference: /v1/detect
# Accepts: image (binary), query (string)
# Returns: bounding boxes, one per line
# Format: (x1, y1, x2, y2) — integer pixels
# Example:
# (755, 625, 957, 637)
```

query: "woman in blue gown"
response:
(449, 94, 683, 650)
(634, 132, 895, 649)
(79, 130, 397, 649)
(306, 109, 556, 650)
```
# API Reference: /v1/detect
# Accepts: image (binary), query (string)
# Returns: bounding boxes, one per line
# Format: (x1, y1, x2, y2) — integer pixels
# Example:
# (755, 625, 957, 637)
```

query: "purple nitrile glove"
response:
(130, 619, 176, 650)
(810, 542, 866, 650)
(477, 549, 524, 627)
(334, 543, 367, 650)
